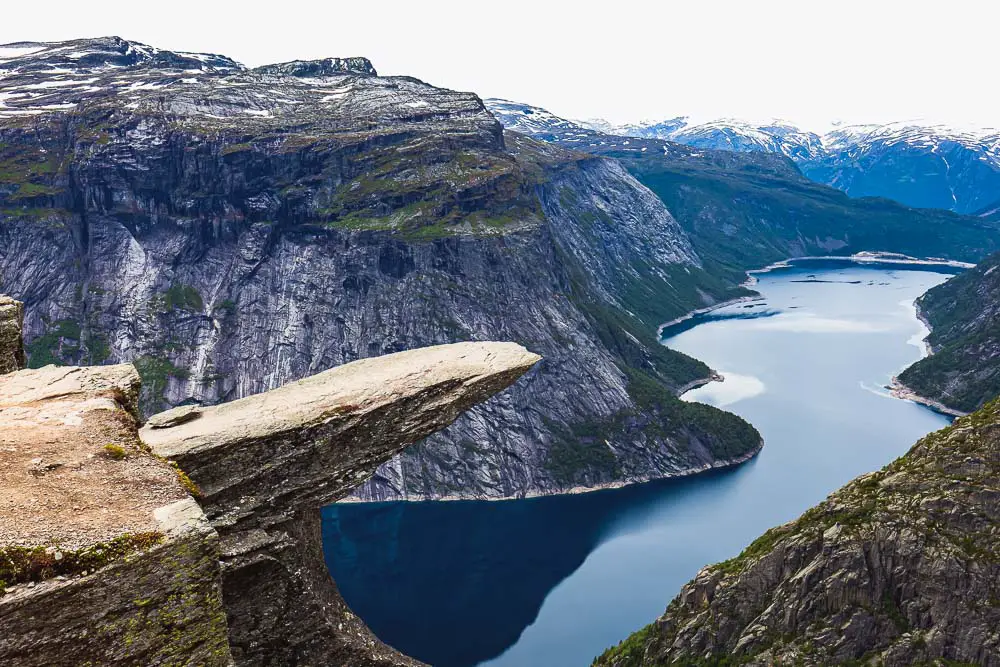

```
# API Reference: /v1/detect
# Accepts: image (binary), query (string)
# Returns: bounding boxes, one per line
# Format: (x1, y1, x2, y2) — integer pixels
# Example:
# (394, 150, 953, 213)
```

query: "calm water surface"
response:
(323, 261, 959, 667)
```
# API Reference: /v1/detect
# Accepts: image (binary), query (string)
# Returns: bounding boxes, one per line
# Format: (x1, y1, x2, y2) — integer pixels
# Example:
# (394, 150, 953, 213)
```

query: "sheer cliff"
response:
(0, 37, 760, 500)
(898, 250, 1000, 413)
(594, 401, 1000, 667)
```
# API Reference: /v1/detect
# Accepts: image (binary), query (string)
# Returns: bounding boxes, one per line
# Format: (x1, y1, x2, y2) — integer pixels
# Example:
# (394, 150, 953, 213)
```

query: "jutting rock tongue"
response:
(141, 341, 542, 666)
(0, 296, 25, 374)
(1, 292, 539, 667)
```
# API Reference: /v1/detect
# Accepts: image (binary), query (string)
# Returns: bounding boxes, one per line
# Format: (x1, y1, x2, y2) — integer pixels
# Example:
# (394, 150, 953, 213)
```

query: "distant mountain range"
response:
(488, 99, 1000, 215)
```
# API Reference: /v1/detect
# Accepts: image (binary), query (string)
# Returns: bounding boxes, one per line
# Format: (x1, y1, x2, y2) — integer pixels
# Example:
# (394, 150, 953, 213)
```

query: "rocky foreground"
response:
(595, 402, 1000, 666)
(0, 295, 540, 665)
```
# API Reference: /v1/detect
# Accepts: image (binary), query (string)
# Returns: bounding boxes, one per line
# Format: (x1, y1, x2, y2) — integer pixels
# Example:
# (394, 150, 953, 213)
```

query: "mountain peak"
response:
(253, 57, 377, 78)
(0, 36, 241, 71)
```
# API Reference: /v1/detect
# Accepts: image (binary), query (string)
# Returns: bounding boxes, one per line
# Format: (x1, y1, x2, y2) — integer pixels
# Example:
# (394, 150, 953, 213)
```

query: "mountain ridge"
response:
(566, 106, 1000, 214)
(484, 99, 1000, 283)
(0, 37, 761, 502)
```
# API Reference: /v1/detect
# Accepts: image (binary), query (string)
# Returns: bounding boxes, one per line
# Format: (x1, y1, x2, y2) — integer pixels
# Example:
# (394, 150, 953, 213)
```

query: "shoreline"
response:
(347, 252, 969, 505)
(675, 371, 725, 396)
(912, 300, 935, 356)
(656, 252, 968, 341)
(746, 252, 974, 276)
(655, 295, 762, 339)
(341, 438, 765, 504)
(887, 377, 968, 418)
(887, 295, 967, 417)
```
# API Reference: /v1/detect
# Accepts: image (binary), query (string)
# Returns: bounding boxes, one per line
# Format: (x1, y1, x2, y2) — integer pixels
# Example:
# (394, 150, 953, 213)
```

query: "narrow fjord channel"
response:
(322, 260, 960, 667)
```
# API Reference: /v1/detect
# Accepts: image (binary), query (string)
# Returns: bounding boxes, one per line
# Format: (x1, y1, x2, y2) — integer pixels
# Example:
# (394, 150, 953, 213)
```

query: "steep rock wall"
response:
(0, 42, 760, 499)
(1, 294, 541, 665)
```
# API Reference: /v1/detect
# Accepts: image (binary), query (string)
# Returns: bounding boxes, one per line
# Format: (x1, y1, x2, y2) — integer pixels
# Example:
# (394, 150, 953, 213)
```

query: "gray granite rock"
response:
(0, 296, 24, 374)
(141, 341, 541, 665)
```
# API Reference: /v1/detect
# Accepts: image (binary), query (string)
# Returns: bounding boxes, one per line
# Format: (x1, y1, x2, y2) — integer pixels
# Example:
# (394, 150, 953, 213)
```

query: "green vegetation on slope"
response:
(26, 319, 81, 368)
(0, 532, 164, 592)
(898, 250, 1000, 412)
(543, 232, 762, 486)
(610, 150, 1000, 279)
(594, 400, 1000, 666)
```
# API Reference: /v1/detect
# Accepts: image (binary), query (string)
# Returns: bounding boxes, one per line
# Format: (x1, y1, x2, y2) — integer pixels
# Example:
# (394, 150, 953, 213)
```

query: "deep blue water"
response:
(323, 261, 959, 667)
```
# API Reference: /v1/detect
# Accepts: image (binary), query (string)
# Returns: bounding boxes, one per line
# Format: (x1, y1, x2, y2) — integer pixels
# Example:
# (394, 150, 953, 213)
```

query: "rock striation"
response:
(595, 401, 1000, 666)
(0, 298, 541, 665)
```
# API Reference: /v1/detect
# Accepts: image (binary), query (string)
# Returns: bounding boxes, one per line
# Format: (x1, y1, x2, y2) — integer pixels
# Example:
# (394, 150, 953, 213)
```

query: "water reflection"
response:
(323, 468, 740, 667)
(324, 261, 960, 667)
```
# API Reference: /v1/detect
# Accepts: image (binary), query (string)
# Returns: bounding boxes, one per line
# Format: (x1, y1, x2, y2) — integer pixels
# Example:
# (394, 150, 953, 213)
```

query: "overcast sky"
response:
(1, 0, 995, 130)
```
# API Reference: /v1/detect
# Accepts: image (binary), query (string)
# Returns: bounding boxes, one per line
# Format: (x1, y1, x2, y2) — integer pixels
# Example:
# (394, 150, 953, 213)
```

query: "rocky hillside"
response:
(0, 295, 23, 373)
(579, 112, 1000, 215)
(486, 100, 1000, 282)
(595, 400, 1000, 666)
(0, 37, 760, 501)
(897, 251, 1000, 413)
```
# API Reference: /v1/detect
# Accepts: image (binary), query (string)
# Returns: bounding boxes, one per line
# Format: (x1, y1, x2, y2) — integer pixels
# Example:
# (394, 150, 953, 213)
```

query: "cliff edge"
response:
(0, 295, 540, 666)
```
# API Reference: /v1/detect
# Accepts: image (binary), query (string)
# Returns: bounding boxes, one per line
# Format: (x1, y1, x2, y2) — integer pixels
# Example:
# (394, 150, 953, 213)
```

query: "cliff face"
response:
(0, 297, 542, 666)
(595, 402, 1000, 667)
(0, 37, 760, 500)
(898, 251, 1000, 413)
(142, 341, 541, 665)
(0, 296, 24, 373)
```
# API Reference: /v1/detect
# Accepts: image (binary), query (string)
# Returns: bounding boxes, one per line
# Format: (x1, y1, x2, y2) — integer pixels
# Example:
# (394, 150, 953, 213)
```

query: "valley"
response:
(2, 28, 999, 667)
(325, 260, 958, 666)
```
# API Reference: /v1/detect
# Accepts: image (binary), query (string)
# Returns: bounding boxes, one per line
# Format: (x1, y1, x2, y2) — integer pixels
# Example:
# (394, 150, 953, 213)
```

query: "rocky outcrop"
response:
(0, 362, 232, 666)
(898, 251, 1000, 413)
(0, 296, 24, 374)
(0, 37, 761, 501)
(1, 286, 541, 667)
(595, 402, 1000, 667)
(142, 341, 540, 665)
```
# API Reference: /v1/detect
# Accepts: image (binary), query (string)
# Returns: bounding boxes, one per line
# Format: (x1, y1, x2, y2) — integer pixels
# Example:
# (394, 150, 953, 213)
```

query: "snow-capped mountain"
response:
(801, 122, 1000, 214)
(580, 117, 825, 161)
(484, 98, 601, 143)
(576, 114, 1000, 214)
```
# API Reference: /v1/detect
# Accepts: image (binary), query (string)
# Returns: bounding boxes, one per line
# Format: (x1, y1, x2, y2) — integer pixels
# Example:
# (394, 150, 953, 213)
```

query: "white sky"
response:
(1, 0, 995, 130)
